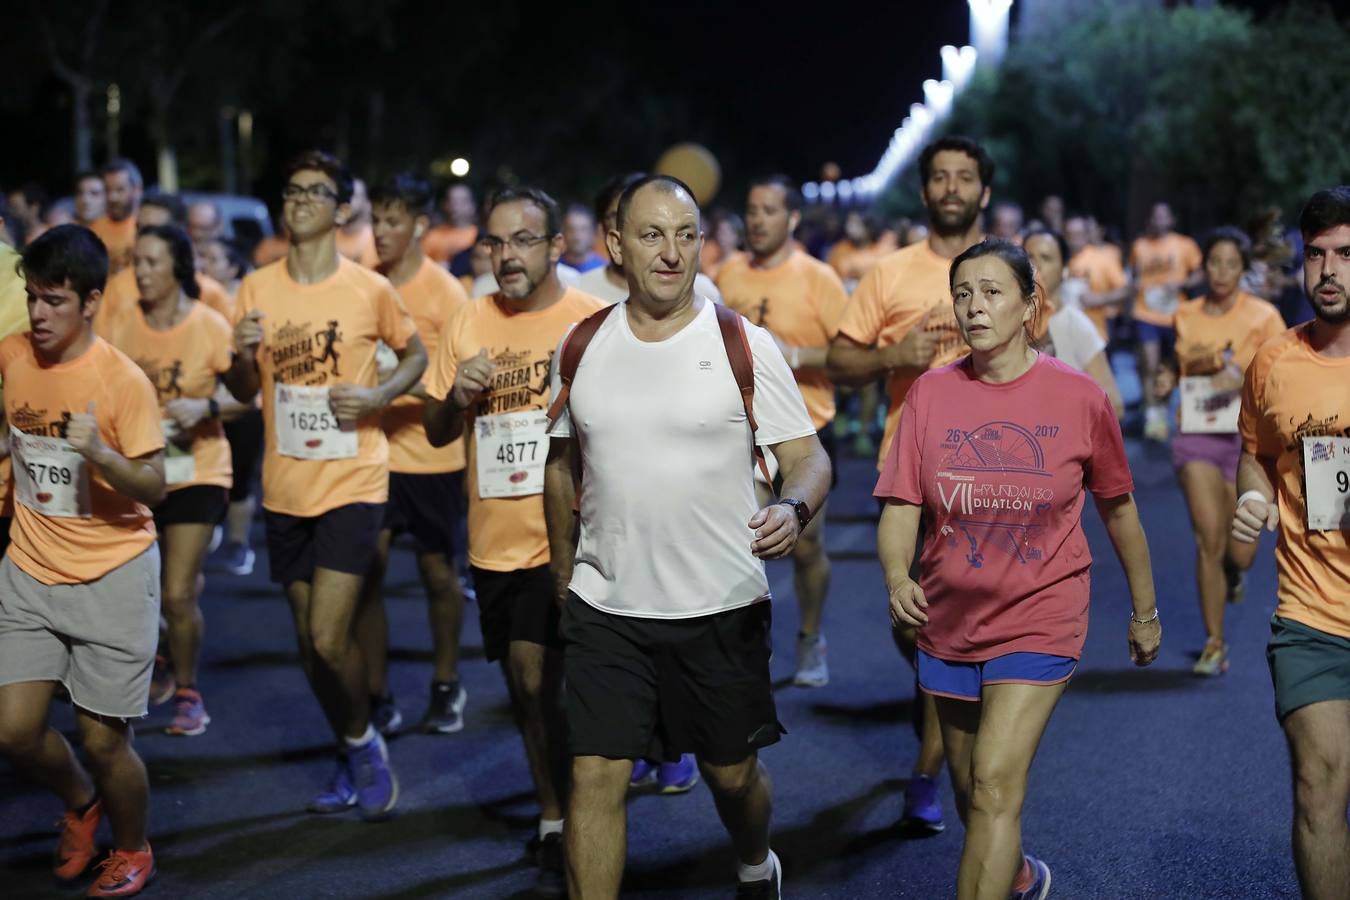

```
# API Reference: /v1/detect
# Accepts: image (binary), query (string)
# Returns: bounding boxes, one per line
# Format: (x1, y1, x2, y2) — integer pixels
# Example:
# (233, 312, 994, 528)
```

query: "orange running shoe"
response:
(87, 844, 155, 897)
(54, 798, 102, 880)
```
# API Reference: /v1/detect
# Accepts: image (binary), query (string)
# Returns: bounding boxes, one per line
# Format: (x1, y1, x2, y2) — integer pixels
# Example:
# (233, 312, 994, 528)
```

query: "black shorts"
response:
(154, 485, 229, 531)
(1268, 616, 1350, 721)
(562, 597, 784, 766)
(264, 502, 384, 586)
(383, 471, 464, 556)
(472, 565, 562, 663)
(224, 408, 263, 503)
(0, 515, 10, 559)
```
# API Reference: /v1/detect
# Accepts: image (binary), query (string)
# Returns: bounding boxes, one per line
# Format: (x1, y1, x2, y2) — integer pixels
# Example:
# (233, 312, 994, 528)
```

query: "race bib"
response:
(9, 426, 92, 518)
(275, 384, 358, 460)
(1144, 285, 1178, 316)
(1303, 436, 1350, 531)
(1178, 377, 1240, 434)
(161, 419, 196, 485)
(475, 410, 548, 498)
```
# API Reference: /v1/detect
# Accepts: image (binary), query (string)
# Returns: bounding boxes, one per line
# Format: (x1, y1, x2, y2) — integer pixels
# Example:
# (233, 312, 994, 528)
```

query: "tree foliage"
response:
(884, 2, 1350, 232)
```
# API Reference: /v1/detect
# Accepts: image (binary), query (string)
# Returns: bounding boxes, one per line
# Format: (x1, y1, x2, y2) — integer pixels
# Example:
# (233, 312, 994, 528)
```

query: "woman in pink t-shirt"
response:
(875, 239, 1161, 900)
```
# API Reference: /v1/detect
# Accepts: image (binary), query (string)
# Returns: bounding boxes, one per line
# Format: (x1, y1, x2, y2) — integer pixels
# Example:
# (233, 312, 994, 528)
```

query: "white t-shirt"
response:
(574, 265, 722, 306)
(550, 300, 815, 619)
(1046, 304, 1106, 372)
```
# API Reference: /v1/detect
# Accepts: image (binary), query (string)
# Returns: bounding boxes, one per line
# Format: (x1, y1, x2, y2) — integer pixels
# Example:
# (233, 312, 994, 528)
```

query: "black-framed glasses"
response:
(282, 183, 339, 203)
(479, 232, 552, 254)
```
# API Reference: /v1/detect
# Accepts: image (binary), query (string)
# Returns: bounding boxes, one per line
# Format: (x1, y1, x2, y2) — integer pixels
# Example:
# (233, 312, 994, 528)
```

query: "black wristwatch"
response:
(778, 497, 812, 529)
(207, 398, 221, 419)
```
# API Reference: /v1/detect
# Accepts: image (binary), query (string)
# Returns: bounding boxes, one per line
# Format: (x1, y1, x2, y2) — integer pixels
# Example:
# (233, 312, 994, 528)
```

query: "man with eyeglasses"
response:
(224, 150, 427, 820)
(424, 186, 603, 894)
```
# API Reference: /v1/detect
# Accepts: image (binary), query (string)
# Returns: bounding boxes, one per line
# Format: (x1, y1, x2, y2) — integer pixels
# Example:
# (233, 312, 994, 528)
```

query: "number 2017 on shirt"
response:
(496, 441, 538, 465)
(1034, 425, 1060, 437)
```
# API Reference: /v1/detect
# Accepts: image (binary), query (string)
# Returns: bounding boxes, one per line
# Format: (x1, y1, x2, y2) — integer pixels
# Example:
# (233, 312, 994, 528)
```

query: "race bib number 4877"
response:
(1303, 436, 1350, 531)
(475, 410, 548, 499)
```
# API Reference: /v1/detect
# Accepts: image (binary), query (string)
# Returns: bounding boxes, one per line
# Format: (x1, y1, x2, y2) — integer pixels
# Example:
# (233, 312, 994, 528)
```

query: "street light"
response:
(450, 157, 470, 177)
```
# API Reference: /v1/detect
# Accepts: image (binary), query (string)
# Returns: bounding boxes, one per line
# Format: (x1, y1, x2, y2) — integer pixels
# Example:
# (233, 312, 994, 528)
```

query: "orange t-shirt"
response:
(95, 267, 237, 336)
(337, 223, 379, 269)
(382, 258, 470, 474)
(424, 288, 605, 571)
(1129, 233, 1202, 328)
(89, 216, 137, 275)
(1068, 243, 1128, 338)
(1239, 324, 1350, 638)
(253, 234, 289, 268)
(236, 257, 417, 517)
(421, 225, 478, 265)
(0, 334, 163, 584)
(716, 250, 849, 429)
(103, 303, 234, 492)
(836, 240, 968, 468)
(1174, 292, 1285, 378)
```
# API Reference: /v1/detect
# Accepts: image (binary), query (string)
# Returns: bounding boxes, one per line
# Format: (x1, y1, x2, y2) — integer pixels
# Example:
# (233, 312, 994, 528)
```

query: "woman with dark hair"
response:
(1022, 227, 1124, 418)
(104, 224, 235, 737)
(1153, 226, 1285, 676)
(201, 237, 252, 298)
(200, 236, 263, 575)
(875, 239, 1160, 899)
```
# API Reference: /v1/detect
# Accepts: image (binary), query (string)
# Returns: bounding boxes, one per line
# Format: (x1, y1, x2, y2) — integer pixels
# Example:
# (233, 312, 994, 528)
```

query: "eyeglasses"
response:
(479, 232, 552, 254)
(282, 183, 338, 203)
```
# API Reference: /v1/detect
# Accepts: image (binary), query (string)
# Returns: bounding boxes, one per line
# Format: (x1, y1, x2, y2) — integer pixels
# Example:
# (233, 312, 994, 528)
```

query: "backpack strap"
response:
(545, 304, 617, 433)
(714, 304, 774, 485)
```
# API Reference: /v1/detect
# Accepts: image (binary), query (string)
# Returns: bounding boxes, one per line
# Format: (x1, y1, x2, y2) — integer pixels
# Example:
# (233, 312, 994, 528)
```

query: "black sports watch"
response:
(777, 497, 812, 529)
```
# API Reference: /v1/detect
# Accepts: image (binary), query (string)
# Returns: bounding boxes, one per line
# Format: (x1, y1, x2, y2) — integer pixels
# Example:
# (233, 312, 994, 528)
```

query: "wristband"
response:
(1236, 490, 1270, 510)
(1130, 608, 1160, 625)
(207, 398, 221, 419)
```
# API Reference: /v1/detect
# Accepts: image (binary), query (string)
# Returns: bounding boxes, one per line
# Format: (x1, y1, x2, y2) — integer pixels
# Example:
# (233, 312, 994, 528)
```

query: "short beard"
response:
(1312, 298, 1350, 324)
(928, 201, 981, 238)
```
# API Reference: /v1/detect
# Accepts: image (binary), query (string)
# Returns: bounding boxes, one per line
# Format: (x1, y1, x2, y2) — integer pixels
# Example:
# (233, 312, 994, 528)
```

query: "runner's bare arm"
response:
(330, 334, 428, 425)
(543, 436, 579, 604)
(877, 500, 926, 627)
(225, 310, 264, 403)
(1083, 351, 1125, 419)
(1231, 450, 1279, 546)
(826, 325, 937, 385)
(1093, 493, 1160, 665)
(65, 402, 166, 507)
(422, 394, 464, 447)
(749, 433, 829, 560)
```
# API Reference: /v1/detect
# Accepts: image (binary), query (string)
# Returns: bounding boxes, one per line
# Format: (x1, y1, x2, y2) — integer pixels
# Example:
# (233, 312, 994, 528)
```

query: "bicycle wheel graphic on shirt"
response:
(943, 421, 1048, 477)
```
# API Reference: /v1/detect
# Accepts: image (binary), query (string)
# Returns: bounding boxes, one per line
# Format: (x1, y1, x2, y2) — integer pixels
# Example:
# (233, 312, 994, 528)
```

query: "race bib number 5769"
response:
(1303, 436, 1350, 531)
(9, 426, 92, 518)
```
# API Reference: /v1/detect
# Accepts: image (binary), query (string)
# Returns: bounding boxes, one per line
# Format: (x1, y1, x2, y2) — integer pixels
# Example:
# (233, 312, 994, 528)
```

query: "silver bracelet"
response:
(1130, 608, 1160, 625)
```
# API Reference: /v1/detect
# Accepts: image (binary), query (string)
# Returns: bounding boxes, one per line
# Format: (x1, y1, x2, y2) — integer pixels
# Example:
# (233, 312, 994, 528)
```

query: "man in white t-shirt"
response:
(544, 175, 829, 900)
(574, 172, 723, 306)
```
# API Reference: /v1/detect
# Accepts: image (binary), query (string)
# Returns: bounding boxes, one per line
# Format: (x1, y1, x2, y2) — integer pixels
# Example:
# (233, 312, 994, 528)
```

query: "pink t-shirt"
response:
(874, 354, 1133, 661)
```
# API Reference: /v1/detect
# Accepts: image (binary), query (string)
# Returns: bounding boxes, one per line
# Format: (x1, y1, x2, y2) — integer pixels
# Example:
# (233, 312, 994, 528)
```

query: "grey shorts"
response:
(0, 546, 161, 719)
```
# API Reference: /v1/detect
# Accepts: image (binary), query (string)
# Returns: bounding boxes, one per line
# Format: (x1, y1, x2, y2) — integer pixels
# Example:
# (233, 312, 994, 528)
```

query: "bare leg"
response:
(416, 550, 464, 683)
(0, 681, 95, 810)
(944, 682, 1066, 900)
(226, 494, 255, 546)
(76, 709, 149, 851)
(356, 530, 395, 697)
(288, 568, 371, 740)
(503, 641, 567, 820)
(894, 625, 945, 777)
(699, 754, 773, 866)
(1282, 700, 1350, 900)
(161, 522, 214, 687)
(1177, 462, 1234, 644)
(566, 755, 632, 900)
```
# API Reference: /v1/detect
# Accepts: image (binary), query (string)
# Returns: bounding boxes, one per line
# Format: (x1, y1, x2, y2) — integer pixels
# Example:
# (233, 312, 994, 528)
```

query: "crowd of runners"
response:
(0, 136, 1346, 900)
